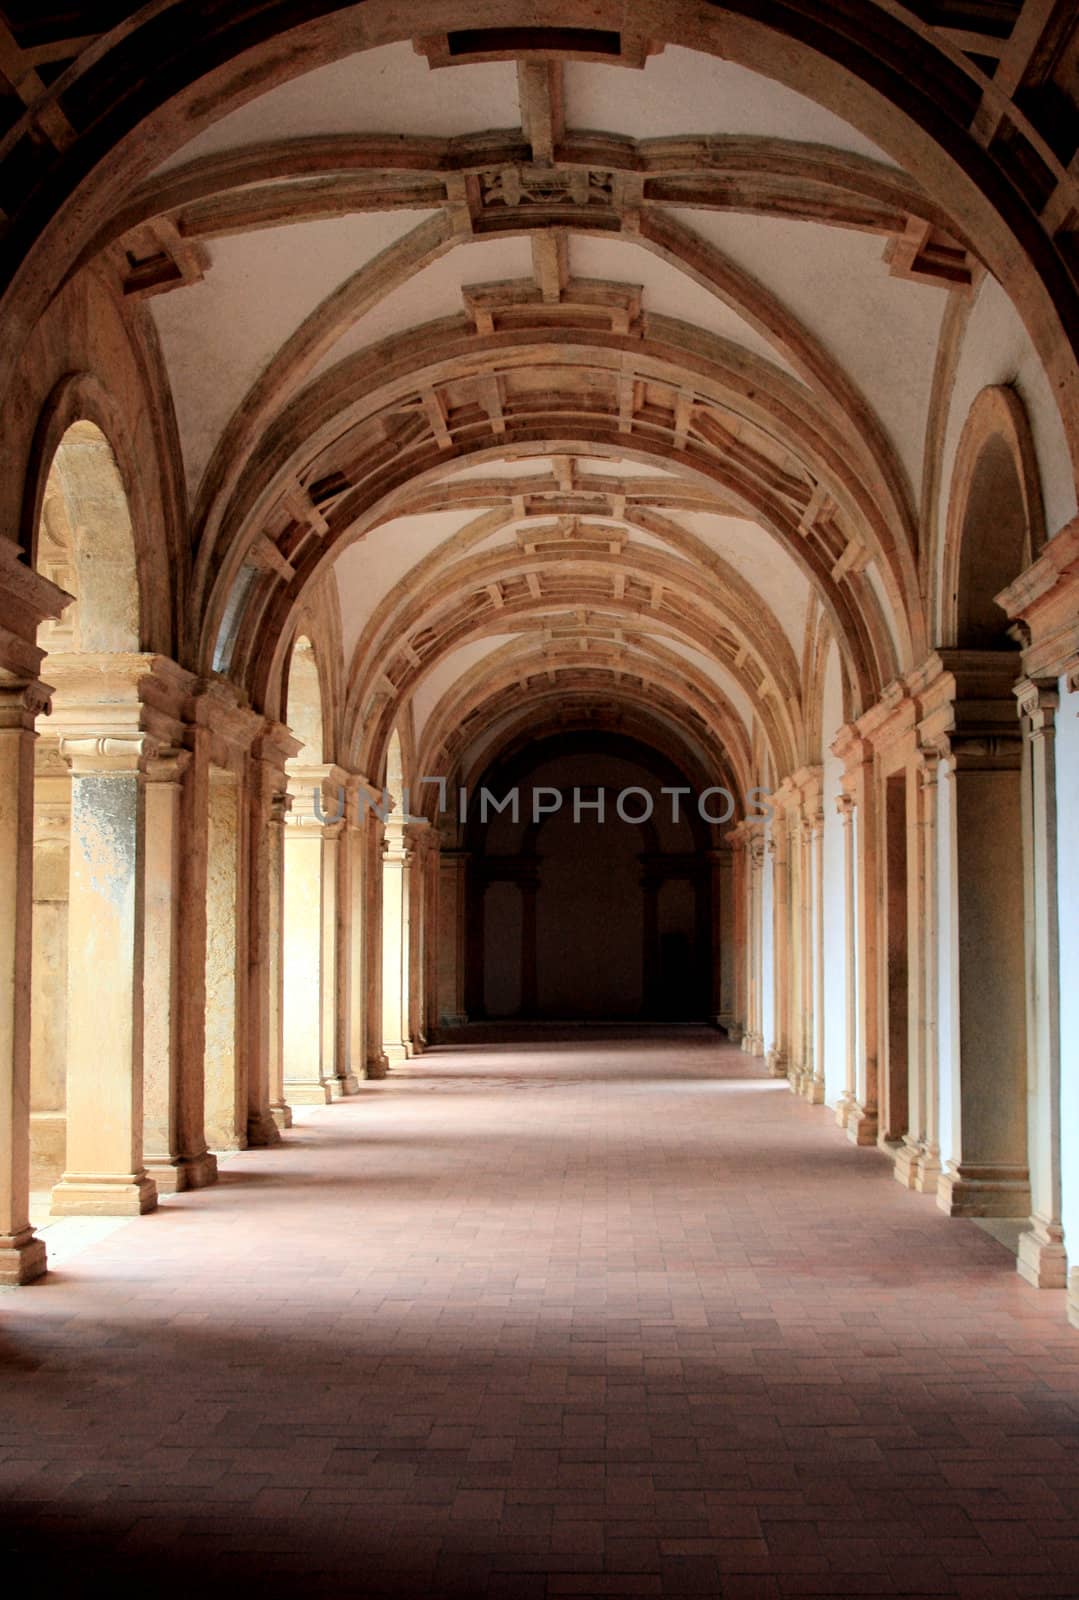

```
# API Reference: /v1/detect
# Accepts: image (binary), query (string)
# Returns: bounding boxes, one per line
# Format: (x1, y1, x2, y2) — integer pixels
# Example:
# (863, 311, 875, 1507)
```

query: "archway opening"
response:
(30, 419, 155, 1215)
(464, 730, 716, 1025)
(956, 433, 1031, 650)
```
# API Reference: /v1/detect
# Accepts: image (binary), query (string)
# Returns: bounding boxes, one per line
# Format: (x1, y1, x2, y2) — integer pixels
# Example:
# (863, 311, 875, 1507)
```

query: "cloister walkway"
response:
(3, 1031, 1079, 1598)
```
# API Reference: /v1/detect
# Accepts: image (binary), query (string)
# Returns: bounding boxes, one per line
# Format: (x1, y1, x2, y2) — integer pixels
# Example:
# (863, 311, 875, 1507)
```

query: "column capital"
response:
(253, 719, 303, 773)
(58, 730, 160, 775)
(0, 674, 52, 726)
(142, 746, 191, 785)
(0, 538, 72, 680)
(1015, 675, 1059, 732)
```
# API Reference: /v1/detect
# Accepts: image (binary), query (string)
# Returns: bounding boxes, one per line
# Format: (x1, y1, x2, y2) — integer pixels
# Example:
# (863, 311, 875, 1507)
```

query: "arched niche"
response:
(285, 634, 325, 762)
(36, 419, 139, 655)
(942, 386, 1045, 651)
(28, 415, 146, 1200)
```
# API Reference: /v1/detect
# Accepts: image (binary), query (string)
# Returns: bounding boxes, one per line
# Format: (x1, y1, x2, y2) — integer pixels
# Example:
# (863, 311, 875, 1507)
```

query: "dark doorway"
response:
(465, 732, 713, 1022)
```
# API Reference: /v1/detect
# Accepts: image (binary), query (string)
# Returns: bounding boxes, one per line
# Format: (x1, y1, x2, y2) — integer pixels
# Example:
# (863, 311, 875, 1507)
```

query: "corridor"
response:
(3, 1032, 1078, 1599)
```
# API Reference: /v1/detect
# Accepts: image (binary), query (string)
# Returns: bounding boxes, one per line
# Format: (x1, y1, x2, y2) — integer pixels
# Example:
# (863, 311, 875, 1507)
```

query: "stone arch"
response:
(940, 385, 1046, 649)
(34, 420, 139, 655)
(27, 407, 159, 1214)
(20, 368, 176, 656)
(285, 635, 325, 762)
(2, 1, 1078, 509)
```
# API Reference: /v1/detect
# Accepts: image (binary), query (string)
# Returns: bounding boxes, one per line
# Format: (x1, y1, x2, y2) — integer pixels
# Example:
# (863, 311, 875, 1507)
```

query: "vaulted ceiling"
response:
(4, 6, 1077, 790)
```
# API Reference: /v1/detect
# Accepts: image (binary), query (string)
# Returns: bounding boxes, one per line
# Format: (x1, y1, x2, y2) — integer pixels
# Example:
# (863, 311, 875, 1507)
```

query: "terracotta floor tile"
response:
(2, 1030, 1077, 1597)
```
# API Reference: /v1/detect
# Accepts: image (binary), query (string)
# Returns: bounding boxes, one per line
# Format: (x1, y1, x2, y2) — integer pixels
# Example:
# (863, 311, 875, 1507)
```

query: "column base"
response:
(936, 1162, 1031, 1218)
(145, 1150, 219, 1194)
(893, 1137, 922, 1189)
(270, 1101, 293, 1130)
(30, 1111, 66, 1187)
(802, 1075, 825, 1105)
(846, 1104, 878, 1146)
(50, 1173, 157, 1217)
(0, 1227, 48, 1285)
(283, 1079, 333, 1105)
(383, 1041, 412, 1063)
(766, 1049, 787, 1078)
(246, 1112, 282, 1148)
(893, 1140, 942, 1193)
(1067, 1267, 1079, 1330)
(834, 1092, 854, 1130)
(1017, 1219, 1068, 1289)
(912, 1147, 942, 1194)
(725, 1023, 744, 1045)
(329, 1074, 360, 1099)
(365, 1054, 390, 1079)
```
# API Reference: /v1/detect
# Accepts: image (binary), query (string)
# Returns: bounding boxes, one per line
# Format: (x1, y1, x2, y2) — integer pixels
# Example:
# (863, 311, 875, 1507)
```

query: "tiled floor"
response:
(3, 1029, 1078, 1598)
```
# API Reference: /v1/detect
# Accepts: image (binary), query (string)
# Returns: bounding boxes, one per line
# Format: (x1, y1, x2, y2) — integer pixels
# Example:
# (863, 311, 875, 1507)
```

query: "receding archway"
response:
(30, 419, 157, 1215)
(464, 730, 717, 1025)
(935, 387, 1041, 1224)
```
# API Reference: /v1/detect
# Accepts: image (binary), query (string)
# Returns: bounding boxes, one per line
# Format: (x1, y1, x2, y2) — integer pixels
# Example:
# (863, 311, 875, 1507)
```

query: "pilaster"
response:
(1014, 677, 1066, 1286)
(437, 848, 470, 1028)
(0, 641, 61, 1280)
(915, 652, 1030, 1218)
(282, 763, 344, 1103)
(832, 723, 879, 1147)
(382, 811, 414, 1063)
(833, 792, 857, 1130)
(49, 725, 156, 1216)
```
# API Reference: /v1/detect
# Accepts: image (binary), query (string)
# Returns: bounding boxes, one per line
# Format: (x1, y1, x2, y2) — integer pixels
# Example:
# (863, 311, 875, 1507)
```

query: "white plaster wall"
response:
(570, 236, 799, 376)
(564, 48, 898, 163)
(674, 209, 948, 496)
(939, 273, 1078, 548)
(150, 210, 435, 494)
(761, 820, 775, 1054)
(820, 643, 846, 1107)
(155, 44, 521, 170)
(1056, 683, 1079, 1266)
(936, 760, 958, 1170)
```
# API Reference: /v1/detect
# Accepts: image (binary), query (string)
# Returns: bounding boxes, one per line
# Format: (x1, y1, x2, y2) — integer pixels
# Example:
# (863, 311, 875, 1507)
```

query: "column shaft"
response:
(52, 739, 156, 1214)
(0, 680, 51, 1280)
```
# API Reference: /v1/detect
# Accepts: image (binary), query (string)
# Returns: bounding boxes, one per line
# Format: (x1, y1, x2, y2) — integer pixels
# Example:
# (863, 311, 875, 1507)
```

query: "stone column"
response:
(365, 806, 389, 1077)
(437, 849, 469, 1027)
(766, 823, 787, 1074)
(423, 834, 441, 1039)
(1015, 678, 1066, 1286)
(267, 783, 291, 1128)
(835, 726, 879, 1146)
(923, 654, 1029, 1216)
(895, 751, 942, 1192)
(142, 746, 217, 1189)
(805, 792, 826, 1105)
(203, 766, 246, 1150)
(725, 828, 746, 1044)
(834, 793, 857, 1129)
(282, 770, 335, 1103)
(29, 743, 68, 1187)
(245, 725, 298, 1146)
(406, 820, 432, 1055)
(382, 813, 412, 1062)
(327, 780, 358, 1098)
(0, 672, 54, 1281)
(742, 833, 762, 1054)
(50, 734, 157, 1215)
(344, 780, 370, 1090)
